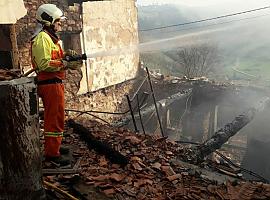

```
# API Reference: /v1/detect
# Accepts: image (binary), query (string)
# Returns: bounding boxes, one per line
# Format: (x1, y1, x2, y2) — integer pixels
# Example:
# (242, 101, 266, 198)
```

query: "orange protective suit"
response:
(31, 29, 65, 157)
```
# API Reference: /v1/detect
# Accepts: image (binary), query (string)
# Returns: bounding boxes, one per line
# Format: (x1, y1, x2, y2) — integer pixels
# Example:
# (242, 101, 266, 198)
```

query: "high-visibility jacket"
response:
(31, 30, 65, 81)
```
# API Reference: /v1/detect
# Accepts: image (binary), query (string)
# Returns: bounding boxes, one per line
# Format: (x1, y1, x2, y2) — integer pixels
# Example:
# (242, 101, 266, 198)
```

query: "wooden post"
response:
(160, 106, 168, 137)
(0, 77, 45, 199)
(9, 24, 19, 69)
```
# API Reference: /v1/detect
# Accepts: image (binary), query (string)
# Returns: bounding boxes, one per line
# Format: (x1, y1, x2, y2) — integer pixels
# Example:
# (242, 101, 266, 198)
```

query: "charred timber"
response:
(68, 119, 129, 167)
(184, 97, 270, 164)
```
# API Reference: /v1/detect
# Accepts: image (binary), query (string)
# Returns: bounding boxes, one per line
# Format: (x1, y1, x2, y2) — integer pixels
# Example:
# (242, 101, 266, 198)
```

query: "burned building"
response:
(14, 0, 139, 119)
(1, 0, 270, 199)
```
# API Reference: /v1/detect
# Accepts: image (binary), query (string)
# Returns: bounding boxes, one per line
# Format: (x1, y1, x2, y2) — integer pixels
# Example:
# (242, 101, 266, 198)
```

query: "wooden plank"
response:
(9, 24, 19, 69)
(42, 168, 80, 175)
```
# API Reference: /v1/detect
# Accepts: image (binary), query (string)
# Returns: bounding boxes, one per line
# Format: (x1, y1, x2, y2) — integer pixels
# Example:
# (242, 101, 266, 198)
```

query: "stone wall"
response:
(15, 0, 139, 121)
(80, 0, 139, 92)
(65, 69, 135, 122)
(17, 0, 139, 91)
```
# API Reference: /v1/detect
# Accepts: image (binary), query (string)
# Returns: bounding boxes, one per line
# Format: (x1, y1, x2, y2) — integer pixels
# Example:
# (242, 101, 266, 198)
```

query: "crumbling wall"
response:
(65, 69, 134, 122)
(64, 0, 139, 119)
(17, 0, 139, 92)
(15, 0, 139, 120)
(16, 0, 82, 72)
(81, 0, 139, 92)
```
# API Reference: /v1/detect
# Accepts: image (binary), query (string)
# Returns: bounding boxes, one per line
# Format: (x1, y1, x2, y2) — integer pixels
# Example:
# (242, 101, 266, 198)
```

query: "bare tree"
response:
(172, 43, 220, 78)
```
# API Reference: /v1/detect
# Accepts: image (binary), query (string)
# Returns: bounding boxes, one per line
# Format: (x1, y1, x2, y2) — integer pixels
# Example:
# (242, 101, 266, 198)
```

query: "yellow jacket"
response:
(31, 31, 65, 81)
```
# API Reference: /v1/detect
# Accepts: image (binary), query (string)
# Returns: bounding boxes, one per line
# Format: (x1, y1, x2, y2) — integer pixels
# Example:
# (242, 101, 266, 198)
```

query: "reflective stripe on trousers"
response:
(45, 132, 64, 137)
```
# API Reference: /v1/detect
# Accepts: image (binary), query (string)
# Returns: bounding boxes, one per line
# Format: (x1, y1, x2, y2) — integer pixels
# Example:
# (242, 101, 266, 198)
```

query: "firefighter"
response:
(32, 4, 80, 165)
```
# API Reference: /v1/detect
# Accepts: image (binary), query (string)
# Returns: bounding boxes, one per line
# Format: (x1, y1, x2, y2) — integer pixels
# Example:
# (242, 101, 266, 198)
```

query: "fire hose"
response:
(22, 53, 87, 77)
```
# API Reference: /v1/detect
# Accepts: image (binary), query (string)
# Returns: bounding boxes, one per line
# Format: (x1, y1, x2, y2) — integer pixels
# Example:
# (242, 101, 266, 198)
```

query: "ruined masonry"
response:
(16, 0, 139, 122)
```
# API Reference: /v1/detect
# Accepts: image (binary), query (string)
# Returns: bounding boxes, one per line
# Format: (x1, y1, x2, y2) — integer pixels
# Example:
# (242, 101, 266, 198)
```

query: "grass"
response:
(226, 59, 270, 81)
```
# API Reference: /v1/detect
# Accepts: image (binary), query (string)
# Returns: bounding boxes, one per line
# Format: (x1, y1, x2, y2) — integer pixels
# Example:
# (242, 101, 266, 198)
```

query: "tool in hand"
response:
(63, 53, 87, 62)
(22, 54, 87, 77)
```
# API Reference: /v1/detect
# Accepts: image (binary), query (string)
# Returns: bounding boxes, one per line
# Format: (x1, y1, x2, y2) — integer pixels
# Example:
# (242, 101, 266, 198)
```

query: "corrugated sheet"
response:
(0, 0, 27, 24)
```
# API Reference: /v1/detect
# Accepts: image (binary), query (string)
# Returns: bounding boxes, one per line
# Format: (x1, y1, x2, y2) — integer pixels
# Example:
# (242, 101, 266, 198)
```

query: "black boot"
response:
(59, 146, 70, 155)
(45, 155, 70, 166)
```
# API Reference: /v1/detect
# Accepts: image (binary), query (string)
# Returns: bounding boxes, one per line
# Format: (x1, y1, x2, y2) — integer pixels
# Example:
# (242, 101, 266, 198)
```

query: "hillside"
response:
(138, 4, 270, 80)
(138, 5, 192, 32)
(140, 52, 183, 76)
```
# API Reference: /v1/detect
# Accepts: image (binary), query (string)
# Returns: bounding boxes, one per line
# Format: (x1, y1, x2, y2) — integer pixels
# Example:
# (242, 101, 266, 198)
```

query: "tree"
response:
(0, 78, 45, 199)
(167, 42, 220, 78)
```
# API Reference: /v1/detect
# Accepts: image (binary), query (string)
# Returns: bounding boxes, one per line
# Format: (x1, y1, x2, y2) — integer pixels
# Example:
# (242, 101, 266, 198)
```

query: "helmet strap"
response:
(43, 26, 59, 44)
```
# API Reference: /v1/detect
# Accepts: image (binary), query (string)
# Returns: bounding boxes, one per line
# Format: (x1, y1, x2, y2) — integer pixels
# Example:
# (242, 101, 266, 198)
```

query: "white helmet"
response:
(36, 4, 65, 25)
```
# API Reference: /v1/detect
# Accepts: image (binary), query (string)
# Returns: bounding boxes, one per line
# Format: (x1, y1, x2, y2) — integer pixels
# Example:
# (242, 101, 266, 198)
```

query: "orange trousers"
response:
(38, 83, 65, 157)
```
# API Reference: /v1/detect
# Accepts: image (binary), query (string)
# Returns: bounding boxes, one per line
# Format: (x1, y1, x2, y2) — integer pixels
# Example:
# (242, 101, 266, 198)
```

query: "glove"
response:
(62, 60, 82, 70)
(64, 49, 78, 57)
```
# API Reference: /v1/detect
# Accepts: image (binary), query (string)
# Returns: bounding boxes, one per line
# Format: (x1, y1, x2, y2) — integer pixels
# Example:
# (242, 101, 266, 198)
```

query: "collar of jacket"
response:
(43, 26, 60, 44)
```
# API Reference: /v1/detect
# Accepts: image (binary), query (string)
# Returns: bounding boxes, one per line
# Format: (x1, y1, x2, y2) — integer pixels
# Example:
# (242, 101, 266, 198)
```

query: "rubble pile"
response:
(42, 119, 270, 199)
(0, 69, 20, 80)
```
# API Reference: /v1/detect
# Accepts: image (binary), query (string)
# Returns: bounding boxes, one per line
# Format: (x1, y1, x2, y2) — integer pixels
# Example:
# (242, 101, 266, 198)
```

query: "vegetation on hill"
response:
(138, 4, 270, 81)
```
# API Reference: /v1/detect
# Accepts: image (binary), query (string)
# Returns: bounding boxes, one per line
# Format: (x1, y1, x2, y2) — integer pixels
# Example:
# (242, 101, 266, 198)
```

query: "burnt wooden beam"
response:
(67, 119, 129, 167)
(182, 97, 270, 164)
(42, 168, 80, 175)
(0, 77, 45, 199)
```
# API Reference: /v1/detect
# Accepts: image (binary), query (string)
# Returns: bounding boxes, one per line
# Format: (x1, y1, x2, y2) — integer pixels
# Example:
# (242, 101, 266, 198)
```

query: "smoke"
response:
(87, 24, 241, 59)
(32, 23, 43, 39)
(137, 0, 270, 181)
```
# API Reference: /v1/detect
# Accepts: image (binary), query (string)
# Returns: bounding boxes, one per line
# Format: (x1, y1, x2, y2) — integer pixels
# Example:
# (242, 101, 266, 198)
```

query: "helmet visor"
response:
(60, 16, 67, 21)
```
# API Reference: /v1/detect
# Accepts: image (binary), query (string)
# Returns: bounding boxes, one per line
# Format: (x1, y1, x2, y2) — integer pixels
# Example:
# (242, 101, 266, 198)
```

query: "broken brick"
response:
(152, 162, 162, 170)
(161, 166, 176, 176)
(103, 188, 115, 197)
(110, 173, 125, 182)
(167, 174, 182, 182)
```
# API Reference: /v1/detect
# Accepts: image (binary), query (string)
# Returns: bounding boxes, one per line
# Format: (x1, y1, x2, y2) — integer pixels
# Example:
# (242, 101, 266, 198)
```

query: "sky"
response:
(137, 0, 218, 6)
(136, 0, 270, 9)
(136, 0, 270, 19)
